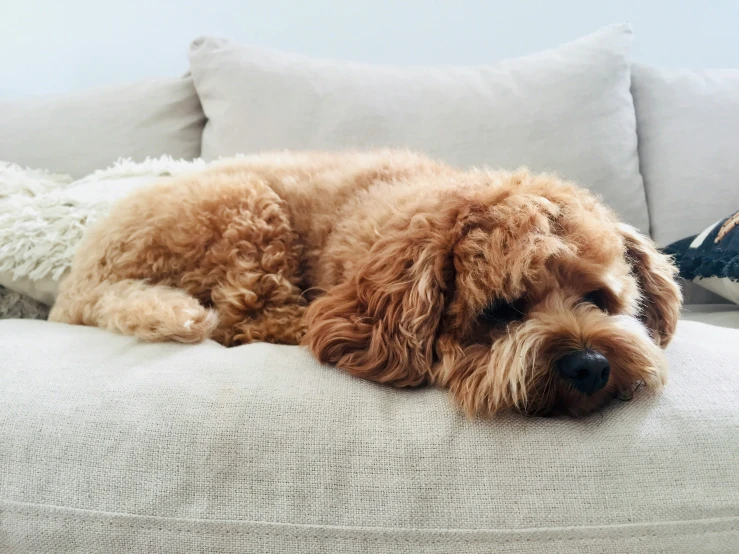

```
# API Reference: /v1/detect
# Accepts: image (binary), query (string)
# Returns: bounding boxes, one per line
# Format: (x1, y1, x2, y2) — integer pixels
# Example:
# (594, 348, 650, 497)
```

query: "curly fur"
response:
(50, 150, 682, 417)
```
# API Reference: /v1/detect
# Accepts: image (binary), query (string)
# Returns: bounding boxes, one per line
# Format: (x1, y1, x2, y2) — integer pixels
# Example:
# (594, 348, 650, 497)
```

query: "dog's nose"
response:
(557, 350, 610, 395)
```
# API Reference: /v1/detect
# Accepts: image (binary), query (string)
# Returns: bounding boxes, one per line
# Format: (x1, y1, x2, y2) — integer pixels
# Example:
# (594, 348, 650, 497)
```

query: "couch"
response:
(1, 25, 738, 553)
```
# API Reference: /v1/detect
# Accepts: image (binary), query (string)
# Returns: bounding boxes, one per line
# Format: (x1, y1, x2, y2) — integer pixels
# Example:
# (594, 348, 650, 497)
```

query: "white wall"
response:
(2, 0, 738, 99)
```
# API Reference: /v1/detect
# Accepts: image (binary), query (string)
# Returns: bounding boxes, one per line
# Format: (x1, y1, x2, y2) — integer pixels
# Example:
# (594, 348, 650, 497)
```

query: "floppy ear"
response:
(301, 210, 458, 387)
(619, 224, 683, 347)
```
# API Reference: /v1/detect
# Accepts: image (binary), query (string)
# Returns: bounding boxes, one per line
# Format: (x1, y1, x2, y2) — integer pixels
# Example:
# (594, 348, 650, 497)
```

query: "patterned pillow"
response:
(664, 209, 739, 304)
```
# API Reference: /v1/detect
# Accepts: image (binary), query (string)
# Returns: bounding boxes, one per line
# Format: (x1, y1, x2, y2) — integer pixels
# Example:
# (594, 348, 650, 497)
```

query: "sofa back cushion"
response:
(0, 77, 205, 178)
(189, 24, 649, 231)
(632, 64, 739, 246)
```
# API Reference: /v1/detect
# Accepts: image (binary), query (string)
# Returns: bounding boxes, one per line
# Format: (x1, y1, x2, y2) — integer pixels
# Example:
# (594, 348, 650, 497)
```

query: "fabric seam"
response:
(2, 500, 737, 543)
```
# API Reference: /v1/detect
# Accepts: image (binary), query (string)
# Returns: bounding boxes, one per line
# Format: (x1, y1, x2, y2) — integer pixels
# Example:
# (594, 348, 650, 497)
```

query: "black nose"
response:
(557, 350, 610, 395)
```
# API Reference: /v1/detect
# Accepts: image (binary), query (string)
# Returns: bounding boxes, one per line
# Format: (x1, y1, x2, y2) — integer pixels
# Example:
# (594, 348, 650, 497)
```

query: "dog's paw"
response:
(172, 306, 220, 344)
(133, 302, 219, 344)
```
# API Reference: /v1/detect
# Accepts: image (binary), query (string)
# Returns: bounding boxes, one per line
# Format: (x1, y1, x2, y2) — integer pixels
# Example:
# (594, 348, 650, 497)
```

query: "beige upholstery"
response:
(189, 25, 649, 231)
(1, 319, 737, 553)
(0, 77, 205, 178)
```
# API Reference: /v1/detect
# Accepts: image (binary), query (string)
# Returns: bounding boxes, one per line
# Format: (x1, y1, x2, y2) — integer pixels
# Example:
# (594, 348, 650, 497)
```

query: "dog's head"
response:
(303, 170, 682, 417)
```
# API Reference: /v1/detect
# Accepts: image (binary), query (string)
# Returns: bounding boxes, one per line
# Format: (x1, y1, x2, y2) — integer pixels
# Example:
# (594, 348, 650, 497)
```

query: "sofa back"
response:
(0, 77, 205, 179)
(3, 29, 738, 304)
(188, 26, 650, 232)
(632, 64, 739, 247)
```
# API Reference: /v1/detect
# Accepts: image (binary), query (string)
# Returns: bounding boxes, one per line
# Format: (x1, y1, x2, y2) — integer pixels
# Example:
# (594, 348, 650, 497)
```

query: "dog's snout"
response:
(557, 350, 610, 395)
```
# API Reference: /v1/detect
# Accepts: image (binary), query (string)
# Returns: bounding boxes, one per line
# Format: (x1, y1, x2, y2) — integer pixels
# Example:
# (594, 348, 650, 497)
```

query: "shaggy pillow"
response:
(0, 157, 206, 318)
(664, 209, 739, 304)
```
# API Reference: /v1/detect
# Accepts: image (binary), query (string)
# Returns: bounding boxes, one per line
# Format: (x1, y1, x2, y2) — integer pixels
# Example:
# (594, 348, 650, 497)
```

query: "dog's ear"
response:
(302, 208, 459, 387)
(618, 223, 682, 347)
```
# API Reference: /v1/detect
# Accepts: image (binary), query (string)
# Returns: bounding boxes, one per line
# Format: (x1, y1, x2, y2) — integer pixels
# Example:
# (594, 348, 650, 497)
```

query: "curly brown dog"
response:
(49, 150, 682, 417)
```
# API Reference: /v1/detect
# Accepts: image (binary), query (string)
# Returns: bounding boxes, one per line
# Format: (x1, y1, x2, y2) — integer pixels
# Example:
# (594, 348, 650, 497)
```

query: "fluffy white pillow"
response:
(0, 157, 207, 305)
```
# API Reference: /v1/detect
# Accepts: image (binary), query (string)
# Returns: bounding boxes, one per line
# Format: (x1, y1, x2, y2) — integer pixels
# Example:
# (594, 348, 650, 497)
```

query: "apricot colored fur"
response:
(50, 150, 682, 417)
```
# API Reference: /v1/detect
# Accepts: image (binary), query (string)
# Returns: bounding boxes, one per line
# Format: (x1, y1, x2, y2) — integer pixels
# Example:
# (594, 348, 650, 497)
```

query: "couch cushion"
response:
(1, 320, 737, 553)
(189, 25, 649, 231)
(0, 77, 205, 178)
(631, 64, 739, 245)
(682, 304, 739, 328)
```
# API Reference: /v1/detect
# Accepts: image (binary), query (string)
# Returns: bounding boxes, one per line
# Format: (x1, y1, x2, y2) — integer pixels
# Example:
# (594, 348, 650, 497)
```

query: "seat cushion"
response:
(0, 77, 205, 178)
(1, 320, 737, 553)
(681, 304, 739, 329)
(189, 24, 649, 231)
(631, 64, 739, 246)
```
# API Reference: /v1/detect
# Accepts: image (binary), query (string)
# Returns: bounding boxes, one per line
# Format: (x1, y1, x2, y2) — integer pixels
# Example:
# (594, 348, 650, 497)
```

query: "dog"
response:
(49, 150, 682, 417)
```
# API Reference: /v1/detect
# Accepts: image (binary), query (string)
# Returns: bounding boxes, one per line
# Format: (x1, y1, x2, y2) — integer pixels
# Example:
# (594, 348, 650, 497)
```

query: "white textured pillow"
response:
(0, 163, 76, 304)
(0, 158, 207, 305)
(189, 24, 649, 231)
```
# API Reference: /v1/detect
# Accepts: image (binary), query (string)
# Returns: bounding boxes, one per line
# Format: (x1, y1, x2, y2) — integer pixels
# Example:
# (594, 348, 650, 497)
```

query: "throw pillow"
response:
(664, 209, 739, 304)
(0, 157, 207, 315)
(188, 24, 649, 231)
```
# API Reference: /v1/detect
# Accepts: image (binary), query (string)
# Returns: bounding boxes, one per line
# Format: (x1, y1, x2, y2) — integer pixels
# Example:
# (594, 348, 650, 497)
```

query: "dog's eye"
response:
(480, 298, 526, 325)
(583, 289, 608, 312)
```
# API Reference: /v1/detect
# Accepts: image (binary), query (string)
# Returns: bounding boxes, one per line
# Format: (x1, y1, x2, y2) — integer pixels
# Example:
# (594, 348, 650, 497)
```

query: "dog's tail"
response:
(49, 278, 219, 344)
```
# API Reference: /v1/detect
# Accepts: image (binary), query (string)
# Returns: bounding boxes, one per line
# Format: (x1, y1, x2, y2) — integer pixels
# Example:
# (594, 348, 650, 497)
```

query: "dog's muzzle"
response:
(557, 350, 610, 395)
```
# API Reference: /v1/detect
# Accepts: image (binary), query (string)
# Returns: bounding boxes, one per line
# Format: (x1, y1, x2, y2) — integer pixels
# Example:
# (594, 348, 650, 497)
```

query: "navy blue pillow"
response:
(664, 210, 739, 304)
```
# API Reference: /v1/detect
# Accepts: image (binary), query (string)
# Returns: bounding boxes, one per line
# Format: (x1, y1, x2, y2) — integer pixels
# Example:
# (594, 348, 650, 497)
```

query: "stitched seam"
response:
(2, 502, 738, 543)
(2, 512, 737, 545)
